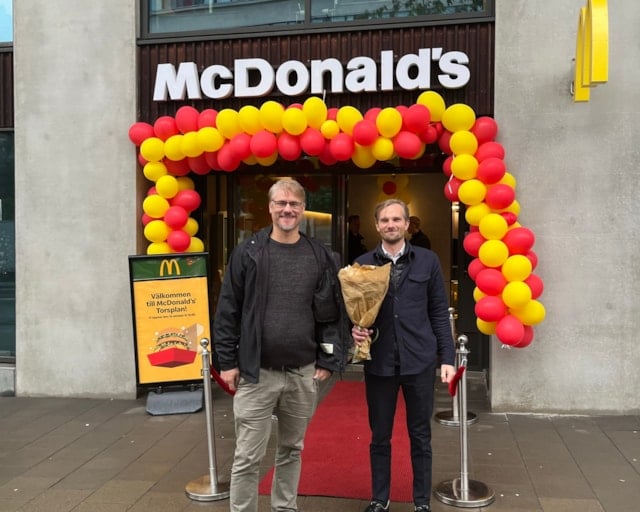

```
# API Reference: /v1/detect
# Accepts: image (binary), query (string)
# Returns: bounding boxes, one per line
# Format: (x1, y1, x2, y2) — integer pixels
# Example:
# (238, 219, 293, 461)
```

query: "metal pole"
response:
(435, 308, 478, 427)
(185, 338, 230, 501)
(434, 335, 494, 508)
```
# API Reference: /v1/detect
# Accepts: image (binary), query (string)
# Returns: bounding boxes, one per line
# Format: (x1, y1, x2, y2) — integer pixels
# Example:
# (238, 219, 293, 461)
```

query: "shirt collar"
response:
(381, 241, 406, 264)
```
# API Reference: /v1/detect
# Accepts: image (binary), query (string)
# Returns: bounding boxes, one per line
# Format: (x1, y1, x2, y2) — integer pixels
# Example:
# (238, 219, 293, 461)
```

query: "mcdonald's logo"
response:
(574, 0, 608, 102)
(159, 259, 181, 277)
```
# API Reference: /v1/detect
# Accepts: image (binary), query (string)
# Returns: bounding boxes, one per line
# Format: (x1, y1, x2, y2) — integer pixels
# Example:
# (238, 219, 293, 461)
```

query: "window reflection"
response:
(0, 0, 12, 43)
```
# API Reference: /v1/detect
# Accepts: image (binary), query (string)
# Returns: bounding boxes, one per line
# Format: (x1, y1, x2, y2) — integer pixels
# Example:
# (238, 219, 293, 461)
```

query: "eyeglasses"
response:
(271, 200, 304, 210)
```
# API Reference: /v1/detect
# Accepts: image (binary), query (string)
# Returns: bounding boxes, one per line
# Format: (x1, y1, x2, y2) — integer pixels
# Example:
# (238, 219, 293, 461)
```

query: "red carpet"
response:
(258, 380, 413, 502)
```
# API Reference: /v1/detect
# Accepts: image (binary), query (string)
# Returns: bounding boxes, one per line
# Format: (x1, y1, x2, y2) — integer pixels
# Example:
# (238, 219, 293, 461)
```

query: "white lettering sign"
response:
(152, 48, 471, 101)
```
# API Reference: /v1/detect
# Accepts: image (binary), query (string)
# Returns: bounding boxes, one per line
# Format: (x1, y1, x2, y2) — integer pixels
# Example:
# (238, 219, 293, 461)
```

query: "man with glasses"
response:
(214, 178, 349, 512)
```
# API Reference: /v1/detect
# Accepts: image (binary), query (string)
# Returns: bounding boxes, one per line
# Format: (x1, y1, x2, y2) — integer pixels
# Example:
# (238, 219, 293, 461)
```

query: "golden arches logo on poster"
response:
(160, 258, 181, 276)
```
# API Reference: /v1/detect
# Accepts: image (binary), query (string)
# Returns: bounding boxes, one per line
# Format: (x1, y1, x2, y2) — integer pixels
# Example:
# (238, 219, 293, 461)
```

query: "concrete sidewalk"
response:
(0, 369, 639, 512)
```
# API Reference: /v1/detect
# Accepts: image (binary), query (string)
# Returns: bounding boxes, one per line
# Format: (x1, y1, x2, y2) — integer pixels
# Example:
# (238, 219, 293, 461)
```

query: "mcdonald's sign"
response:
(574, 0, 608, 102)
(159, 258, 181, 277)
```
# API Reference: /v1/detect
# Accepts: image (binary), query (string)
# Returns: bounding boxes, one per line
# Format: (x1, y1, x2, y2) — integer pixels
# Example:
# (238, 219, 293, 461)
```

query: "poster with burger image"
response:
(148, 323, 202, 368)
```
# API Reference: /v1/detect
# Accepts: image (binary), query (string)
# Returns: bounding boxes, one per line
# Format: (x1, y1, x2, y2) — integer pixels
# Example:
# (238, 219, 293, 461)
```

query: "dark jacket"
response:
(213, 226, 351, 383)
(355, 243, 454, 376)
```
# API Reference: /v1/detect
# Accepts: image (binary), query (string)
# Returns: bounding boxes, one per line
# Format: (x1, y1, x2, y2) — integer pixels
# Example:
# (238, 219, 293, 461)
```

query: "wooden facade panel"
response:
(0, 51, 13, 129)
(138, 22, 494, 122)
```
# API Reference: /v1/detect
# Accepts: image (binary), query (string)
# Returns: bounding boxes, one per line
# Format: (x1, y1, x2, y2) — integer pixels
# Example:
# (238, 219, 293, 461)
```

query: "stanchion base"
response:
(185, 475, 230, 501)
(434, 478, 495, 508)
(434, 410, 478, 427)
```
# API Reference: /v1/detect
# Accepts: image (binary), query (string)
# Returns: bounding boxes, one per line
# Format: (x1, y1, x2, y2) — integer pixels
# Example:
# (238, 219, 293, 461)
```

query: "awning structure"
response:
(129, 91, 546, 348)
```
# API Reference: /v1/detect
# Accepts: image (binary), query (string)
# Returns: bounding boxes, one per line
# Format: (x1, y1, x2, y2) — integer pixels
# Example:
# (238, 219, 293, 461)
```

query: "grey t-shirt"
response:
(260, 237, 319, 368)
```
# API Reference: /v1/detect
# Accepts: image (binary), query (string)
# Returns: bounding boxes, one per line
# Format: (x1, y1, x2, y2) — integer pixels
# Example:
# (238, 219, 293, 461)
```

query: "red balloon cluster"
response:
(437, 108, 545, 348)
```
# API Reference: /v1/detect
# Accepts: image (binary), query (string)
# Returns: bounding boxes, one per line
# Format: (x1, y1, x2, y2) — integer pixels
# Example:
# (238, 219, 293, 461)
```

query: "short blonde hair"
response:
(268, 179, 306, 203)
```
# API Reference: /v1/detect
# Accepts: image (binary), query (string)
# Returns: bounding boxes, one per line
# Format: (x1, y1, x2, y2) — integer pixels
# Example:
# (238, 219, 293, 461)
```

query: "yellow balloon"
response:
(180, 131, 202, 158)
(376, 108, 402, 138)
(143, 161, 168, 182)
(256, 152, 278, 166)
(501, 255, 532, 282)
(303, 97, 328, 129)
(176, 176, 195, 190)
(140, 137, 164, 162)
(187, 236, 205, 253)
(282, 108, 308, 136)
(511, 299, 546, 325)
(243, 155, 258, 165)
(155, 175, 179, 199)
(501, 199, 521, 216)
(197, 127, 224, 152)
(320, 120, 340, 139)
(352, 144, 376, 169)
(478, 239, 509, 268)
(450, 154, 478, 180)
(502, 281, 532, 309)
(144, 220, 170, 243)
(238, 105, 262, 135)
(473, 286, 486, 302)
(371, 136, 395, 161)
(184, 217, 199, 236)
(216, 109, 242, 139)
(259, 101, 284, 133)
(465, 202, 490, 226)
(479, 212, 508, 240)
(336, 106, 363, 135)
(476, 318, 497, 335)
(449, 130, 478, 155)
(498, 172, 516, 189)
(416, 91, 446, 122)
(163, 134, 185, 161)
(441, 103, 476, 132)
(458, 179, 486, 206)
(147, 241, 172, 255)
(142, 194, 170, 219)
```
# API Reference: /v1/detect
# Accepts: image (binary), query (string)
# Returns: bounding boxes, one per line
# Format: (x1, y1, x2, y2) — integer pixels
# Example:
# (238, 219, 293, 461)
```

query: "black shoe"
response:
(414, 505, 431, 512)
(364, 500, 390, 512)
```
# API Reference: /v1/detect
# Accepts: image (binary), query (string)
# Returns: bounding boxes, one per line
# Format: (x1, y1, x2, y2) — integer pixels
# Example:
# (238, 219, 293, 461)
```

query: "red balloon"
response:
(475, 296, 507, 322)
(352, 120, 379, 146)
(485, 184, 515, 210)
(437, 130, 452, 155)
(471, 116, 498, 144)
(463, 231, 486, 257)
(318, 142, 338, 166)
(198, 108, 218, 129)
(175, 106, 200, 134)
(164, 206, 189, 229)
(229, 133, 252, 160)
(217, 144, 241, 172)
(299, 127, 326, 156)
(330, 133, 354, 161)
(170, 189, 201, 212)
(129, 122, 155, 146)
(477, 157, 506, 184)
(164, 157, 191, 177)
(419, 124, 439, 145)
(141, 213, 153, 226)
(204, 151, 221, 171)
(503, 227, 535, 254)
(525, 250, 538, 270)
(442, 155, 454, 177)
(475, 141, 505, 162)
(138, 153, 148, 166)
(500, 212, 518, 225)
(364, 107, 381, 122)
(154, 116, 179, 140)
(403, 104, 431, 133)
(167, 229, 191, 252)
(382, 181, 397, 195)
(514, 325, 534, 348)
(476, 268, 507, 295)
(278, 133, 302, 161)
(524, 273, 544, 299)
(467, 258, 488, 281)
(496, 315, 525, 346)
(188, 155, 211, 175)
(393, 131, 423, 159)
(250, 130, 278, 158)
(444, 176, 463, 202)
(327, 107, 338, 120)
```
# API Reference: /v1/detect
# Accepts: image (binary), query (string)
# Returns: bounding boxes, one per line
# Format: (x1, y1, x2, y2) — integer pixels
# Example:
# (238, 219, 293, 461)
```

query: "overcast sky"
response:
(0, 0, 11, 43)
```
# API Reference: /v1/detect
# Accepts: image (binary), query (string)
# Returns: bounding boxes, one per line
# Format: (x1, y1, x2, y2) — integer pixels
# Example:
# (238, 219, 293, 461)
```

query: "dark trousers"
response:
(365, 366, 436, 507)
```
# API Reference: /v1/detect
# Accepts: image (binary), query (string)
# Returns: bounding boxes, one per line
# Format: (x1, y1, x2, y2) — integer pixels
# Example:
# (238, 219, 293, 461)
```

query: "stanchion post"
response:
(185, 338, 230, 501)
(435, 308, 478, 427)
(434, 334, 494, 508)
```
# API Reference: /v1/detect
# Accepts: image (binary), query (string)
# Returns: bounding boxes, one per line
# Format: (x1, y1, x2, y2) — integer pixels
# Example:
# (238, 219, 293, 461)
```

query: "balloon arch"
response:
(128, 91, 545, 348)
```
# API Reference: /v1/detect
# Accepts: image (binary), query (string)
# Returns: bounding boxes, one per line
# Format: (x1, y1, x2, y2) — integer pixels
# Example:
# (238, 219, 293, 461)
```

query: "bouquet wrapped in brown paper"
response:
(338, 263, 391, 363)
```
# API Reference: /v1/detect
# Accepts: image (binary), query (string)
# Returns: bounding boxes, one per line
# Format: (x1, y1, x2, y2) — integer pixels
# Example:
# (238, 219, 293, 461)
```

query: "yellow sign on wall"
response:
(574, 0, 609, 102)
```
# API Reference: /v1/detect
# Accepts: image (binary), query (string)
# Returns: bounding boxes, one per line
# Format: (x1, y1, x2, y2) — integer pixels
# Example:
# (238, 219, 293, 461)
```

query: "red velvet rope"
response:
(210, 367, 236, 396)
(448, 365, 466, 397)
